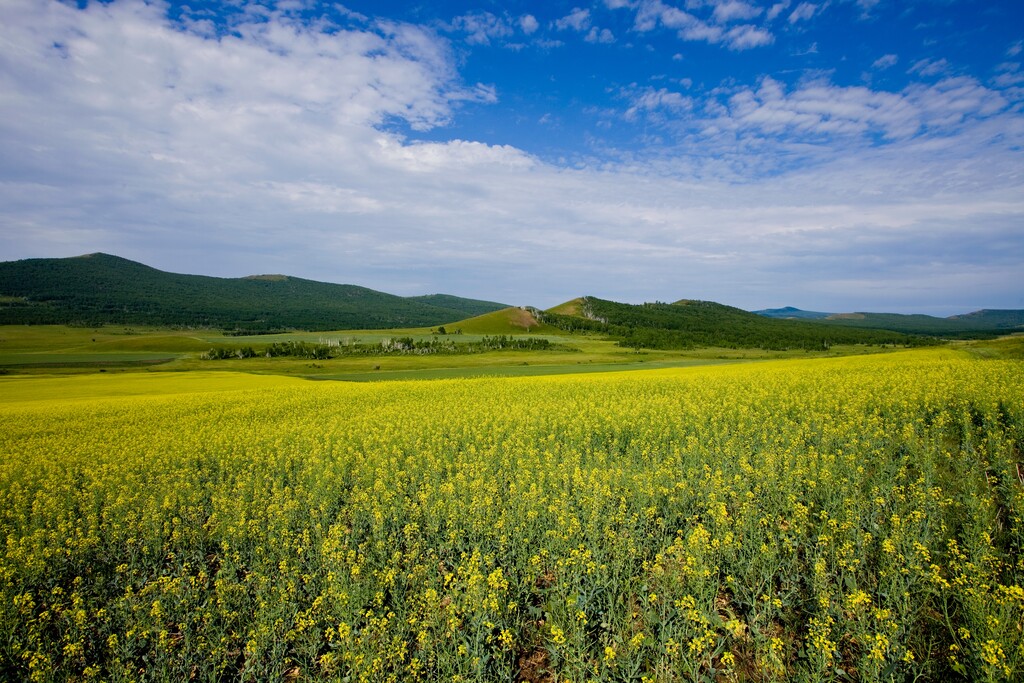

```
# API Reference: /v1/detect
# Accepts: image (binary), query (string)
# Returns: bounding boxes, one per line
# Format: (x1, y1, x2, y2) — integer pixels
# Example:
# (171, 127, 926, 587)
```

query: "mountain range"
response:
(0, 253, 507, 331)
(756, 306, 1024, 337)
(1, 254, 1020, 342)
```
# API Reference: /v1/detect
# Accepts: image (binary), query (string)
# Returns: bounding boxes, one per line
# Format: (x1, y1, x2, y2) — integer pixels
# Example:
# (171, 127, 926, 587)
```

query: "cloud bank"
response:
(0, 0, 1022, 314)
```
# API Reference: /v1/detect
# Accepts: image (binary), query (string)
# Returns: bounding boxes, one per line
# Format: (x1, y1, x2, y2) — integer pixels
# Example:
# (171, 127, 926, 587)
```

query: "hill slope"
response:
(541, 296, 929, 350)
(447, 307, 561, 335)
(755, 306, 832, 320)
(406, 294, 511, 319)
(755, 306, 1024, 337)
(818, 310, 1024, 336)
(0, 253, 508, 331)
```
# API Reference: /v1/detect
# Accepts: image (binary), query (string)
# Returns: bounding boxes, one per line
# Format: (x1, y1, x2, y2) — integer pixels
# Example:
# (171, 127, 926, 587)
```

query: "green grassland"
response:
(0, 322, 936, 382)
(440, 306, 562, 335)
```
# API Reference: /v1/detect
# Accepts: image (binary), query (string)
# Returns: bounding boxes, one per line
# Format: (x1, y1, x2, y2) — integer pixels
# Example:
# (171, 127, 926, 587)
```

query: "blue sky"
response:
(1, 0, 1022, 314)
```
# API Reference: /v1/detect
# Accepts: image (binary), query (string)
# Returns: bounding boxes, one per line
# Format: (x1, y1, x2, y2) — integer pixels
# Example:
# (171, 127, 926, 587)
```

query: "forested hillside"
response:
(542, 297, 931, 350)
(0, 254, 507, 331)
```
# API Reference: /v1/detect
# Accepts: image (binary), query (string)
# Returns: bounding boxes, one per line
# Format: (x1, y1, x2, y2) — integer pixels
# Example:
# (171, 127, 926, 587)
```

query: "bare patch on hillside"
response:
(509, 307, 540, 330)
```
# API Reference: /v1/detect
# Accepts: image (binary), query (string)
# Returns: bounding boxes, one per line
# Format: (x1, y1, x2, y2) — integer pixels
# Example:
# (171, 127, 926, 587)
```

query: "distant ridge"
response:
(755, 306, 1024, 337)
(539, 296, 926, 350)
(0, 253, 508, 331)
(407, 293, 510, 319)
(755, 306, 831, 320)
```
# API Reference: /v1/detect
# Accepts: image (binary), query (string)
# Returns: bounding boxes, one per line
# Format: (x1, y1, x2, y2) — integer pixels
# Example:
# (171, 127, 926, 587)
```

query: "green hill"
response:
(407, 294, 510, 319)
(755, 306, 831, 320)
(447, 307, 561, 335)
(817, 310, 1024, 337)
(755, 307, 1024, 337)
(0, 253, 508, 331)
(540, 296, 929, 350)
(546, 298, 586, 316)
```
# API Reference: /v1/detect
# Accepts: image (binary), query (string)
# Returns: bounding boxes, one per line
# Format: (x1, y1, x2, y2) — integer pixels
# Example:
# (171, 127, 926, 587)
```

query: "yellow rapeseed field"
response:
(1, 350, 1022, 682)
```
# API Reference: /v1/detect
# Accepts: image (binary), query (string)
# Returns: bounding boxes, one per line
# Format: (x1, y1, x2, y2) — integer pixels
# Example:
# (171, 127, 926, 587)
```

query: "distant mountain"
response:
(755, 306, 832, 320)
(406, 294, 510, 319)
(817, 310, 1024, 337)
(0, 253, 508, 331)
(540, 296, 926, 350)
(755, 306, 1024, 337)
(947, 309, 1024, 329)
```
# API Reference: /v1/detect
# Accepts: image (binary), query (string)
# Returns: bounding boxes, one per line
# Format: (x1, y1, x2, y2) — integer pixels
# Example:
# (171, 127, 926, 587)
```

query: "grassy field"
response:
(1, 347, 1022, 682)
(0, 324, 929, 381)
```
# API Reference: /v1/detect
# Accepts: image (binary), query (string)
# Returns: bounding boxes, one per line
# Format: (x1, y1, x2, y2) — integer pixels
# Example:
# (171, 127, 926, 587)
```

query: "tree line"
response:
(201, 335, 566, 360)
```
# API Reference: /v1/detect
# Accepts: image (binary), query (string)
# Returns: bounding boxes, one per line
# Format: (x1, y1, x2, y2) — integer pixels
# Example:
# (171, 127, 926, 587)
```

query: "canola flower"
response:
(0, 349, 1022, 681)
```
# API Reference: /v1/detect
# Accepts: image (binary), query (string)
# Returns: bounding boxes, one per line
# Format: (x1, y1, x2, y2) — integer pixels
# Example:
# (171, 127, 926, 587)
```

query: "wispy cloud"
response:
(0, 0, 1021, 313)
(992, 62, 1024, 91)
(624, 86, 694, 120)
(633, 0, 773, 50)
(554, 8, 592, 32)
(855, 0, 882, 18)
(909, 57, 950, 78)
(767, 1, 791, 21)
(711, 1, 763, 23)
(449, 12, 515, 45)
(788, 3, 818, 24)
(872, 53, 898, 70)
(706, 75, 1010, 147)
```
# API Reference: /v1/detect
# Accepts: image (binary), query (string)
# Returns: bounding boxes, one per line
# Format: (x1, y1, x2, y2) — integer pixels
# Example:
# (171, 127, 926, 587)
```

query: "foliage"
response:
(201, 335, 562, 361)
(541, 297, 933, 351)
(407, 295, 510, 320)
(0, 253, 507, 330)
(807, 311, 1024, 338)
(1, 351, 1022, 681)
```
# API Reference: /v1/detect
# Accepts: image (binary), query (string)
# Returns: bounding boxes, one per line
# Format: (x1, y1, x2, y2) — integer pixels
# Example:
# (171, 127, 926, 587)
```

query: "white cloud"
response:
(554, 8, 592, 32)
(712, 1, 762, 23)
(872, 53, 898, 70)
(788, 3, 817, 23)
(625, 86, 694, 120)
(725, 24, 774, 49)
(0, 0, 1021, 312)
(260, 182, 383, 214)
(586, 27, 616, 44)
(450, 12, 514, 45)
(992, 62, 1024, 90)
(633, 1, 680, 31)
(633, 0, 773, 50)
(908, 57, 950, 78)
(375, 138, 535, 172)
(767, 1, 791, 21)
(709, 75, 1010, 144)
(1006, 40, 1022, 58)
(519, 14, 539, 35)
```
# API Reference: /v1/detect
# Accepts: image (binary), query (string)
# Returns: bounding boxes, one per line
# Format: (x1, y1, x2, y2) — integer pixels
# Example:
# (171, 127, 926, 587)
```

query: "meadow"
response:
(0, 348, 1022, 681)
(0, 324, 903, 382)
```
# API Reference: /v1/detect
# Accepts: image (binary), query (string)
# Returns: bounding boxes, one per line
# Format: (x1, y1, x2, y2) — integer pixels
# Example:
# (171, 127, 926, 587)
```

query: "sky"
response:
(1, 0, 1022, 314)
